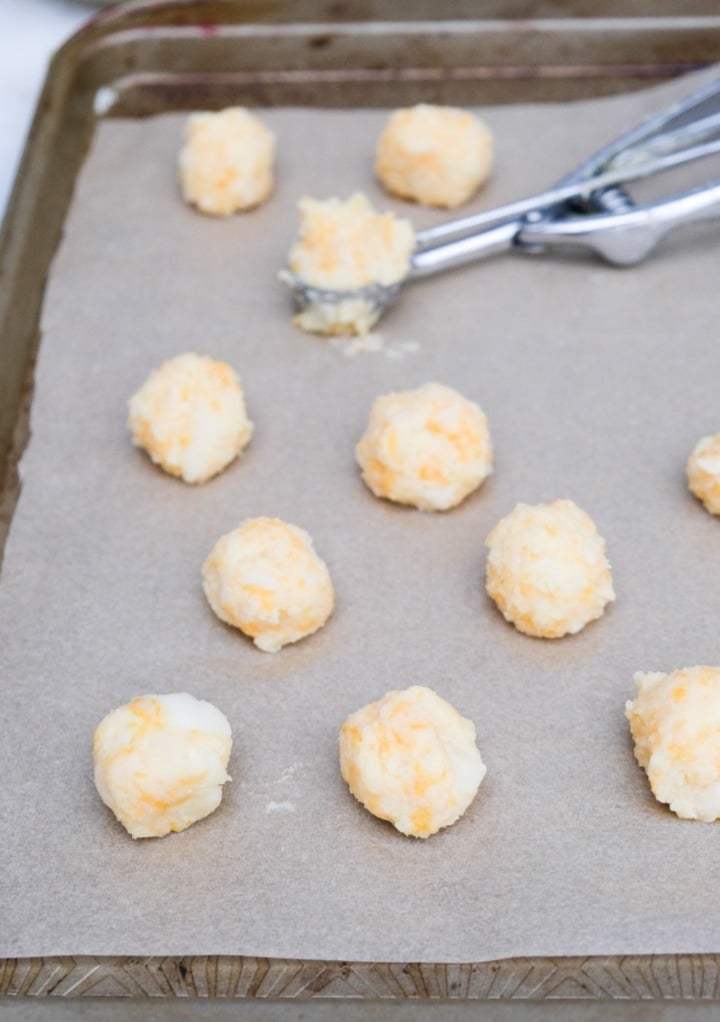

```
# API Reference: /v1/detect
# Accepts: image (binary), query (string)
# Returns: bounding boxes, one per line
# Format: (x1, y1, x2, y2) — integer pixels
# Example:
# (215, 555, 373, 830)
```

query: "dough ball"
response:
(286, 192, 415, 335)
(93, 693, 232, 839)
(626, 666, 720, 821)
(375, 104, 493, 208)
(127, 353, 253, 484)
(355, 382, 492, 511)
(687, 434, 720, 515)
(485, 499, 615, 638)
(179, 107, 275, 215)
(202, 517, 335, 653)
(288, 192, 415, 292)
(339, 685, 486, 838)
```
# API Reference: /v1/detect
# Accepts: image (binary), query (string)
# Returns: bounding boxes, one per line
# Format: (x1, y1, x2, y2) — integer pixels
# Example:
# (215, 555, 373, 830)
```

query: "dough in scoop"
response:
(285, 192, 415, 335)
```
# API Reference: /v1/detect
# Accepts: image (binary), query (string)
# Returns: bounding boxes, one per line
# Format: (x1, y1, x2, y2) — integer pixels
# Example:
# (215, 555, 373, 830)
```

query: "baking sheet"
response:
(2, 70, 720, 963)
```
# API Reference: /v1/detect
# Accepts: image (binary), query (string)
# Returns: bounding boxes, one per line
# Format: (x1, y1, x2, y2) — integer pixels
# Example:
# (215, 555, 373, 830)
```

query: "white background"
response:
(0, 0, 93, 221)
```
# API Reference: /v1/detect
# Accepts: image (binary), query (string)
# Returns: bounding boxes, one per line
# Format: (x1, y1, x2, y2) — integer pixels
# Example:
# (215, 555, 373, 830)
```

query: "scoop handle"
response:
(518, 181, 720, 266)
(409, 220, 522, 278)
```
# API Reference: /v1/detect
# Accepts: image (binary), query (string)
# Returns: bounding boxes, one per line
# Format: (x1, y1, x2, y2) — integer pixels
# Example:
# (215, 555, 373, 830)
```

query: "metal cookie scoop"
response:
(281, 76, 720, 328)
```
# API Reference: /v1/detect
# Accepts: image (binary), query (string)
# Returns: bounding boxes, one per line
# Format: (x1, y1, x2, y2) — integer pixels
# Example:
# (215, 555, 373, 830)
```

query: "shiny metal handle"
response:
(517, 181, 720, 265)
(406, 134, 720, 279)
(409, 221, 521, 279)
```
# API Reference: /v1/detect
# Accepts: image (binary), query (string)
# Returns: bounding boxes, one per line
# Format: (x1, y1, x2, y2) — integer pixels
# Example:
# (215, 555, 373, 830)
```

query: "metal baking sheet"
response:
(3, 0, 720, 1002)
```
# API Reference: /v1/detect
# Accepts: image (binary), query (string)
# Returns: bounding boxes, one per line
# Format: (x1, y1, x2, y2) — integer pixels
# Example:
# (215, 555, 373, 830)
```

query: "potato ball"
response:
(286, 192, 415, 335)
(127, 353, 253, 485)
(178, 107, 275, 216)
(339, 685, 486, 839)
(93, 693, 232, 839)
(687, 434, 720, 515)
(355, 382, 492, 511)
(626, 666, 720, 821)
(485, 499, 615, 638)
(375, 104, 493, 208)
(202, 517, 335, 653)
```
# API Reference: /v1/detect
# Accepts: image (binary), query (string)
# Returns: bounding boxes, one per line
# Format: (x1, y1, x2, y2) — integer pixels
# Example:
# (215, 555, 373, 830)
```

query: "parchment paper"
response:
(2, 70, 720, 963)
